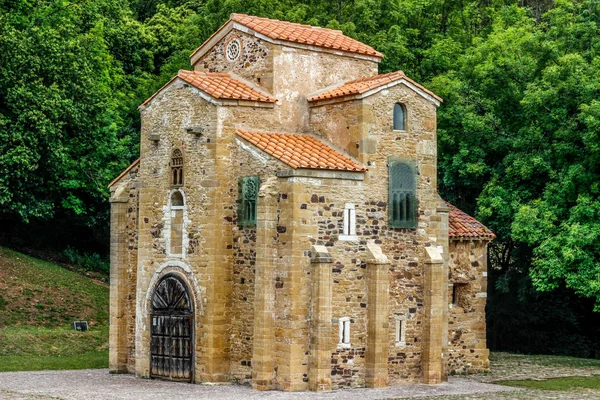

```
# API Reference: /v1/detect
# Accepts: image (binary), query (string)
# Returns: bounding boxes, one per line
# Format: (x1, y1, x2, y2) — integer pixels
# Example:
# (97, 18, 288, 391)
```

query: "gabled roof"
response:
(141, 70, 276, 108)
(447, 202, 496, 240)
(108, 158, 140, 188)
(307, 70, 442, 106)
(235, 129, 366, 172)
(190, 14, 383, 64)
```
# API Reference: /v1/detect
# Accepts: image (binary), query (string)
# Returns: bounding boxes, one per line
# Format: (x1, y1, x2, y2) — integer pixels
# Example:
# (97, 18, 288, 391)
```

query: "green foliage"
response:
(2, 0, 600, 356)
(62, 247, 109, 274)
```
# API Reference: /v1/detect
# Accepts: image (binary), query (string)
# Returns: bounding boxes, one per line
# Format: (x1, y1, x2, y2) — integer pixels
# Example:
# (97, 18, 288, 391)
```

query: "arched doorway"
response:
(150, 274, 194, 382)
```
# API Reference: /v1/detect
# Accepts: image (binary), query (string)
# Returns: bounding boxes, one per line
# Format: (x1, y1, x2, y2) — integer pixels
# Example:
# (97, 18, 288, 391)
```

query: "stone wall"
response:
(109, 23, 490, 390)
(193, 31, 274, 92)
(447, 240, 490, 374)
(137, 79, 220, 381)
(108, 162, 140, 374)
(272, 46, 377, 132)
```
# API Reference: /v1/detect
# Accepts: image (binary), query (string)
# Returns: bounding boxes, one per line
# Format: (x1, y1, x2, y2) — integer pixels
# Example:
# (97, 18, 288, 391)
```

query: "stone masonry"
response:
(108, 13, 495, 392)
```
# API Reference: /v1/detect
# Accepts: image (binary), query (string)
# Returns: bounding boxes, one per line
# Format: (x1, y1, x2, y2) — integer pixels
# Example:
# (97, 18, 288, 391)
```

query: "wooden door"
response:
(150, 275, 193, 382)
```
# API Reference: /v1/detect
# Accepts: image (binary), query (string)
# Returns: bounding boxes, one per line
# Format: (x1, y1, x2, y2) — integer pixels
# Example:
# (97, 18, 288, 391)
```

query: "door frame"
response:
(149, 273, 195, 382)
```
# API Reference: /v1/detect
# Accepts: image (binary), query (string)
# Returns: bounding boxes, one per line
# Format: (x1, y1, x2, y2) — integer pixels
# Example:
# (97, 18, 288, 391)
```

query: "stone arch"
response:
(144, 261, 204, 318)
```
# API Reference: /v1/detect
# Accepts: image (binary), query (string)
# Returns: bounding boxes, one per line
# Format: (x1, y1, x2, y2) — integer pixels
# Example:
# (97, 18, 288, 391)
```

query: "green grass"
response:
(0, 247, 109, 371)
(0, 246, 109, 327)
(0, 351, 108, 372)
(492, 352, 600, 369)
(499, 375, 600, 391)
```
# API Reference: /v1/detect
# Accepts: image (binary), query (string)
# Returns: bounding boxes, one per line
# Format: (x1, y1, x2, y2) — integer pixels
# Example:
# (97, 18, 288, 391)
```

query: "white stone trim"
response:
(163, 189, 190, 259)
(308, 78, 441, 108)
(143, 261, 206, 317)
(476, 292, 487, 298)
(338, 317, 351, 348)
(235, 138, 270, 165)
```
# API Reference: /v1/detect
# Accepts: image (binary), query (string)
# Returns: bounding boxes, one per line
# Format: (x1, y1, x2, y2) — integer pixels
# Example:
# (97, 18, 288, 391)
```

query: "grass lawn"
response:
(0, 351, 108, 372)
(499, 375, 600, 391)
(0, 247, 109, 371)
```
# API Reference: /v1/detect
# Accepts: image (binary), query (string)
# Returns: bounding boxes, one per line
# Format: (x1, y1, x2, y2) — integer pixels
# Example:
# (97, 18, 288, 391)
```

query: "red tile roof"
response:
(307, 70, 442, 103)
(236, 129, 366, 172)
(141, 70, 276, 106)
(447, 202, 496, 240)
(108, 158, 140, 188)
(191, 14, 383, 61)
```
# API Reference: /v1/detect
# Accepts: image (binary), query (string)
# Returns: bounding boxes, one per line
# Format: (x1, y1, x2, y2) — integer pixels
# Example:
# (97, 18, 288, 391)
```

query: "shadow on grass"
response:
(498, 375, 600, 391)
(0, 351, 108, 372)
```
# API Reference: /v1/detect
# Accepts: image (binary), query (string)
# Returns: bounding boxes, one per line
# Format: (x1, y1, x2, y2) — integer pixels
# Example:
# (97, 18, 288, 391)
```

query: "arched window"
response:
(171, 149, 184, 186)
(388, 157, 417, 228)
(393, 103, 406, 131)
(170, 190, 185, 256)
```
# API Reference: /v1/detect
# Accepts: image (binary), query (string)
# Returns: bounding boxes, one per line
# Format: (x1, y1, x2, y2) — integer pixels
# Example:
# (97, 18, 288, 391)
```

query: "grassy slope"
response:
(0, 246, 109, 371)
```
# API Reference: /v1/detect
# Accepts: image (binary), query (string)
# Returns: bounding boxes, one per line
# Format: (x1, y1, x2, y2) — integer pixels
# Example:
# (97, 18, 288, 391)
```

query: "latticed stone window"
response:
(393, 103, 406, 130)
(388, 157, 417, 229)
(171, 148, 183, 186)
(238, 176, 259, 226)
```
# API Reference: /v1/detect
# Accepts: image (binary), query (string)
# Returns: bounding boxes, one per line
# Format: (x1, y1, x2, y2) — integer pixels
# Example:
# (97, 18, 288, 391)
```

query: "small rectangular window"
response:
(340, 203, 357, 240)
(452, 283, 467, 307)
(395, 316, 406, 346)
(338, 317, 351, 348)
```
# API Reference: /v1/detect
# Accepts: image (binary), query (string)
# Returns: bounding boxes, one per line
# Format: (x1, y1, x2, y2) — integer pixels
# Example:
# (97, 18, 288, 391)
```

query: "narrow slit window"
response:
(171, 149, 184, 186)
(388, 157, 417, 228)
(338, 317, 351, 348)
(452, 283, 467, 307)
(393, 103, 406, 131)
(395, 315, 407, 346)
(341, 203, 356, 239)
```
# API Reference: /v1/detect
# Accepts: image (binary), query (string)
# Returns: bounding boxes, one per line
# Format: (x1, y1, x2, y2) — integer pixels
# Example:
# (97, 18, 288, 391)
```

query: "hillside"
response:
(0, 246, 109, 371)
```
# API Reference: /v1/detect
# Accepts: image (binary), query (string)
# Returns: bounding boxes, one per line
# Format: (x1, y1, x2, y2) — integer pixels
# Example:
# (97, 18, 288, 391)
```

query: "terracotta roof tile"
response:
(108, 158, 140, 188)
(447, 201, 496, 240)
(192, 14, 382, 59)
(141, 70, 276, 106)
(307, 70, 442, 103)
(236, 129, 366, 172)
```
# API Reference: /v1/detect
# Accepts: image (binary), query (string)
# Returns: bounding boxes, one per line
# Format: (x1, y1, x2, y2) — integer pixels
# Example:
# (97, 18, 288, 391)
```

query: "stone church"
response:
(108, 13, 495, 391)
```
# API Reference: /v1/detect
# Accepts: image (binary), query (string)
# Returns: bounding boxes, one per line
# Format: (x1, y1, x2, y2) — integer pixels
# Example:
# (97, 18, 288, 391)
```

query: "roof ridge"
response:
(190, 14, 383, 63)
(140, 70, 277, 107)
(444, 200, 496, 240)
(235, 128, 366, 172)
(307, 70, 442, 104)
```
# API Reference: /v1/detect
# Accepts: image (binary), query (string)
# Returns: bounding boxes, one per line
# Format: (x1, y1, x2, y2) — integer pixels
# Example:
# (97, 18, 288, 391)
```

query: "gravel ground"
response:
(0, 370, 515, 400)
(3, 353, 600, 400)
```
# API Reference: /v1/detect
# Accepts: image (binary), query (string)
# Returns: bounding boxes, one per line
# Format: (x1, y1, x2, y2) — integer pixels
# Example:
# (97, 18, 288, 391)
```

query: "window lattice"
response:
(171, 149, 183, 186)
(239, 176, 259, 226)
(389, 158, 417, 228)
(226, 38, 241, 62)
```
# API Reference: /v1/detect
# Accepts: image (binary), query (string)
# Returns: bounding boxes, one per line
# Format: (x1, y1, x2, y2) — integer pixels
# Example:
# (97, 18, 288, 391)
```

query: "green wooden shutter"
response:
(388, 157, 417, 229)
(239, 176, 260, 226)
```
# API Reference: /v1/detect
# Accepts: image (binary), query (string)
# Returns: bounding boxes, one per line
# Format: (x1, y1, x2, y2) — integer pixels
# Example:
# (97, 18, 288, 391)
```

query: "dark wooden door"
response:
(150, 275, 193, 382)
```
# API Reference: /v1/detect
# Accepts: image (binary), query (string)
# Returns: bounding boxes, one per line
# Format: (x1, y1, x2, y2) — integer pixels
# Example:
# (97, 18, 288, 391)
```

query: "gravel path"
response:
(0, 369, 516, 400)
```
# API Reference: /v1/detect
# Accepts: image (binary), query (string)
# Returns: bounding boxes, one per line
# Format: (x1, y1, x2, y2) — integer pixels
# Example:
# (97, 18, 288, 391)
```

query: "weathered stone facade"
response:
(108, 13, 494, 392)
